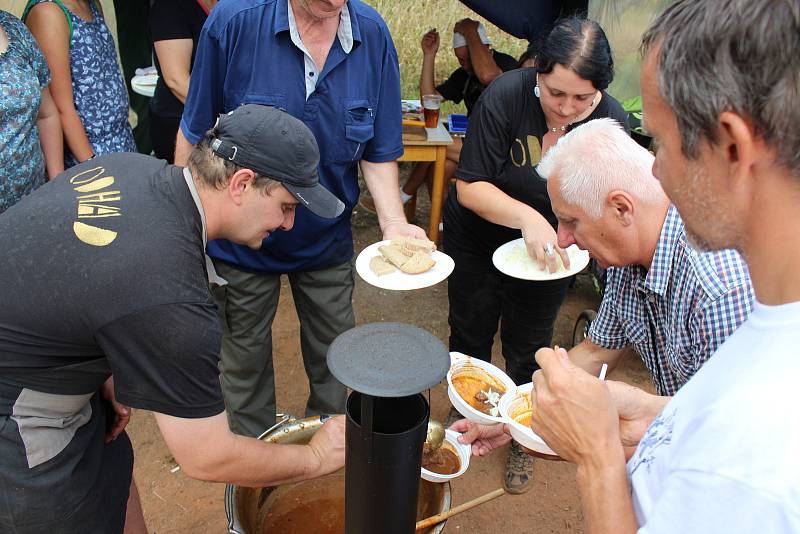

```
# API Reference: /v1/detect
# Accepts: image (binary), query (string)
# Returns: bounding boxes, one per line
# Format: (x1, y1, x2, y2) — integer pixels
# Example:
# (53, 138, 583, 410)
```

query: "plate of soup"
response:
(447, 352, 516, 425)
(421, 429, 471, 483)
(498, 383, 558, 457)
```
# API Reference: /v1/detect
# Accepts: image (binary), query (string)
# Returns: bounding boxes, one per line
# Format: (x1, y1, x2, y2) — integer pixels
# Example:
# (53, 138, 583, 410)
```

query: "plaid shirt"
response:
(589, 206, 753, 395)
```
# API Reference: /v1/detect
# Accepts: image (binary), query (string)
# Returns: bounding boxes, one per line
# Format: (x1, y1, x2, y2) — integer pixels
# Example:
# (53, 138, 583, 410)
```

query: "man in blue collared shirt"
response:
(175, 0, 426, 436)
(537, 118, 753, 396)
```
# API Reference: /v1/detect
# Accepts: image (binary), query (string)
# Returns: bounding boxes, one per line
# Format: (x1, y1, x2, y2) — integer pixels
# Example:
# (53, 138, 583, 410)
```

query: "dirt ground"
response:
(128, 169, 653, 533)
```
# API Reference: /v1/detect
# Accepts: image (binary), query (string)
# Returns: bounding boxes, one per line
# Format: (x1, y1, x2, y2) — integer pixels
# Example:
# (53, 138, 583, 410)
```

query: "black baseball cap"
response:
(210, 104, 345, 219)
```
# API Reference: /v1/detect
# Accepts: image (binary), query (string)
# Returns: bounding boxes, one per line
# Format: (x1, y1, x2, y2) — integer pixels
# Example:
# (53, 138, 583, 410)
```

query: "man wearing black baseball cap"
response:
(208, 104, 344, 219)
(0, 104, 345, 533)
(175, 0, 429, 442)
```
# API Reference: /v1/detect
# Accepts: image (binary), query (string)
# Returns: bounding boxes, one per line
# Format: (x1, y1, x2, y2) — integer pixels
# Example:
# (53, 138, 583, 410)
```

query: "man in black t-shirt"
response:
(431, 19, 519, 116)
(360, 19, 519, 217)
(0, 105, 346, 534)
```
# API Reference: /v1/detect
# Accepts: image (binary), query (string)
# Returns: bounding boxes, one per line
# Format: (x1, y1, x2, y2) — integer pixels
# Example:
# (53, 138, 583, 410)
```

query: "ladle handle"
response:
(255, 413, 292, 441)
(415, 487, 506, 531)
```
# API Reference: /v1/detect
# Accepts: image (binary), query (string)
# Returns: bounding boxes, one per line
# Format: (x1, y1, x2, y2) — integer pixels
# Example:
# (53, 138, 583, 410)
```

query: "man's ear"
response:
(227, 168, 256, 205)
(606, 190, 635, 227)
(716, 111, 758, 193)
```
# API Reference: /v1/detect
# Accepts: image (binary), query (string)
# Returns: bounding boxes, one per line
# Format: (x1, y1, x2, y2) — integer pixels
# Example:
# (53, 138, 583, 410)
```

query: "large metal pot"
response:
(225, 415, 452, 534)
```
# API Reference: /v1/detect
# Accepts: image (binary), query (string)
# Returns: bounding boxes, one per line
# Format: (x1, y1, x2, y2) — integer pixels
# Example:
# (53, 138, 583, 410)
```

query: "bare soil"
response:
(128, 169, 653, 533)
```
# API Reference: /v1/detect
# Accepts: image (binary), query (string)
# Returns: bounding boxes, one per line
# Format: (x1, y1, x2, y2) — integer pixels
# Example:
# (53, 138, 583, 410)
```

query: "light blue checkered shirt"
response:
(588, 205, 753, 395)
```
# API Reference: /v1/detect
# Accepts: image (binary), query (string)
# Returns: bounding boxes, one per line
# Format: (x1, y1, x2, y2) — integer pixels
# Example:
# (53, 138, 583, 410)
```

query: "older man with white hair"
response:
(454, 117, 753, 447)
(537, 118, 753, 396)
(454, 117, 753, 453)
(457, 1, 800, 530)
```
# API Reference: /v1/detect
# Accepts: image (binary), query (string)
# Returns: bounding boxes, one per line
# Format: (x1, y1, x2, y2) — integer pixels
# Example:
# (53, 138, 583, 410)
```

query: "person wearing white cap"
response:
(424, 18, 517, 116)
(360, 18, 517, 219)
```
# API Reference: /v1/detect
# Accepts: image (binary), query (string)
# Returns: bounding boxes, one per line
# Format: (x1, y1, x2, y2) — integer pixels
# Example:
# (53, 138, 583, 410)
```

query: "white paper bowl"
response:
(421, 429, 471, 483)
(499, 383, 557, 457)
(447, 352, 516, 426)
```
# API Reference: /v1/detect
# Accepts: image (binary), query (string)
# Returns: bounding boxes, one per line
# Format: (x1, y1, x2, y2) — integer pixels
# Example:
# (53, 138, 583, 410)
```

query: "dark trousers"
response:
(0, 392, 132, 533)
(149, 113, 180, 163)
(213, 260, 354, 437)
(445, 231, 570, 385)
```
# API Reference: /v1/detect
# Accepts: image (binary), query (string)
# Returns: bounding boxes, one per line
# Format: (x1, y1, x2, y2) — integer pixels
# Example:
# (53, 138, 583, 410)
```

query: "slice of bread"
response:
(399, 251, 436, 274)
(369, 255, 395, 276)
(392, 238, 415, 257)
(391, 236, 435, 255)
(379, 245, 409, 268)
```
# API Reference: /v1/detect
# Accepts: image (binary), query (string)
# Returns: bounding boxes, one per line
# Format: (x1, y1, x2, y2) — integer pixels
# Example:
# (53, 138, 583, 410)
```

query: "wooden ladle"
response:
(415, 487, 507, 531)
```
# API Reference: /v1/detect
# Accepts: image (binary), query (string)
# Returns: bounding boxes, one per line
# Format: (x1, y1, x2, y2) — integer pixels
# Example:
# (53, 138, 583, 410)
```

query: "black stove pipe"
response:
(345, 391, 430, 534)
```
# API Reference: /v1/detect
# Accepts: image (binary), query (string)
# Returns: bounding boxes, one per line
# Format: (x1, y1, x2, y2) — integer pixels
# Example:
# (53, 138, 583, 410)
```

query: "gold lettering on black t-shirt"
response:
(508, 136, 543, 170)
(509, 138, 527, 167)
(69, 166, 121, 246)
(527, 135, 542, 166)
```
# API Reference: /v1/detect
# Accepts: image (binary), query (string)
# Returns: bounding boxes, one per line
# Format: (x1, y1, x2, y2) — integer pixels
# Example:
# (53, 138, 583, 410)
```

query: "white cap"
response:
(452, 22, 490, 49)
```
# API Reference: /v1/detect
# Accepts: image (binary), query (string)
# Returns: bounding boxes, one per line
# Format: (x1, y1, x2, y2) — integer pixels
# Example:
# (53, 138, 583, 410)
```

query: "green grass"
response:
(363, 0, 527, 115)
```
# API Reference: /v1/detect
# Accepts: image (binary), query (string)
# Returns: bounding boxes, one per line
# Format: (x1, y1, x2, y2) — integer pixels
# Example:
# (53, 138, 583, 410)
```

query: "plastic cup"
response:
(422, 94, 443, 128)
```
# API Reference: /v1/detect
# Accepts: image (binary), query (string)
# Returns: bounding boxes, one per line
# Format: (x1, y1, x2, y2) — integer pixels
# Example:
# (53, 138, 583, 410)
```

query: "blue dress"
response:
(26, 0, 136, 167)
(0, 11, 50, 214)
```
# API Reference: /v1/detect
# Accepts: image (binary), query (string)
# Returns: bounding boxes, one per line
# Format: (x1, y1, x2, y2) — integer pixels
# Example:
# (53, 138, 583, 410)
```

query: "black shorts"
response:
(0, 387, 133, 533)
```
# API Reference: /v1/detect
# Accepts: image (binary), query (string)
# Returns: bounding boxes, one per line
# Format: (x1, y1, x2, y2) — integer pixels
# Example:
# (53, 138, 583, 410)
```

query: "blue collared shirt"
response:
(180, 0, 403, 273)
(589, 205, 754, 395)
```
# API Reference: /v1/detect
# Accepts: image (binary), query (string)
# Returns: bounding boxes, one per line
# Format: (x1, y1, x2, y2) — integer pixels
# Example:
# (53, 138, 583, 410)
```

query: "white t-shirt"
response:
(628, 301, 800, 533)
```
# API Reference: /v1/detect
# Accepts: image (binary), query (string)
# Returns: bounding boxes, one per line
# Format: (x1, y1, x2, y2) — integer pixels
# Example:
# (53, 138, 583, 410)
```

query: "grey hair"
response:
(537, 118, 664, 219)
(641, 0, 800, 177)
(187, 130, 282, 194)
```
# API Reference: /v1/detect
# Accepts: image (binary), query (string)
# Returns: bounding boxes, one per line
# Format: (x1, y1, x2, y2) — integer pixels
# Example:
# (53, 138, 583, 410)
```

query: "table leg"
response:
(428, 145, 447, 244)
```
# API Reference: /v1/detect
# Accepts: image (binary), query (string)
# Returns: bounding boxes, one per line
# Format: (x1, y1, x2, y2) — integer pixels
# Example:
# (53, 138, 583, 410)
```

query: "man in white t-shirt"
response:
(456, 0, 800, 531)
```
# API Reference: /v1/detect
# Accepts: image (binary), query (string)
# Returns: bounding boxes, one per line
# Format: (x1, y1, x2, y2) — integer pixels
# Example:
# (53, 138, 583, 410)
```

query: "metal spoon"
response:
(423, 419, 445, 454)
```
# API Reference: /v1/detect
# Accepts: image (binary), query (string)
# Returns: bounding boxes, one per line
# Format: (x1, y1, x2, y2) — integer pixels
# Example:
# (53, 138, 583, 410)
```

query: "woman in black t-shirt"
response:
(443, 18, 628, 491)
(149, 0, 215, 162)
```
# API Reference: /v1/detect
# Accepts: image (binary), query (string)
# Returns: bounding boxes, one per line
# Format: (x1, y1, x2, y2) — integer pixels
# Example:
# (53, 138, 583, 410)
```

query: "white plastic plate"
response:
(355, 240, 454, 291)
(492, 239, 589, 281)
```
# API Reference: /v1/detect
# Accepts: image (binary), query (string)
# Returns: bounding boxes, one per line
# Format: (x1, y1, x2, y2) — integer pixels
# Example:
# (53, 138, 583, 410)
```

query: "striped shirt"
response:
(589, 206, 753, 395)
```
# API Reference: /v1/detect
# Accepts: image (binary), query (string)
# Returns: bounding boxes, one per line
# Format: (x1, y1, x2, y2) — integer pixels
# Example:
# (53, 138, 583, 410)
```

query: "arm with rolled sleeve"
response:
(573, 278, 629, 375)
(175, 24, 227, 165)
(587, 268, 631, 354)
(360, 32, 425, 239)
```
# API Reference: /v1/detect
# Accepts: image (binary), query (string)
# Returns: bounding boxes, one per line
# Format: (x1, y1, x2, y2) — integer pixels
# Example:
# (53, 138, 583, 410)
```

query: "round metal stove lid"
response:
(327, 322, 450, 397)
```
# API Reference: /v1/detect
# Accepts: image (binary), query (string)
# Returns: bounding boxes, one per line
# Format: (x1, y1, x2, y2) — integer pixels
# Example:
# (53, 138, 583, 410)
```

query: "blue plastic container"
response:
(448, 114, 468, 133)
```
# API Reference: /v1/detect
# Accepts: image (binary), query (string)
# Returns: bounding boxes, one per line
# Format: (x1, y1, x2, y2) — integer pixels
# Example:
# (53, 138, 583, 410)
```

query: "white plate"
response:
(499, 383, 559, 458)
(355, 240, 454, 291)
(420, 429, 471, 483)
(131, 75, 158, 97)
(133, 73, 159, 86)
(447, 352, 516, 426)
(492, 239, 589, 281)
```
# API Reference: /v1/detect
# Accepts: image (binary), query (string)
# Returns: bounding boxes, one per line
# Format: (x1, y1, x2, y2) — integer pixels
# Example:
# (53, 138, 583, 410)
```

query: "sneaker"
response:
(443, 406, 462, 429)
(504, 441, 534, 494)
(358, 194, 377, 214)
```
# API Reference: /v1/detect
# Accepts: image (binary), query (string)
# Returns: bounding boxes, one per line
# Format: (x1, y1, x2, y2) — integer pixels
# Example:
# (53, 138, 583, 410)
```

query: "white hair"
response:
(537, 118, 664, 219)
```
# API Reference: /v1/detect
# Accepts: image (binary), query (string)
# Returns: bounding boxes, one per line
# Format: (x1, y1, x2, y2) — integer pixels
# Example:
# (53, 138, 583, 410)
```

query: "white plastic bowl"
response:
(447, 352, 516, 425)
(421, 429, 471, 483)
(499, 383, 557, 457)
